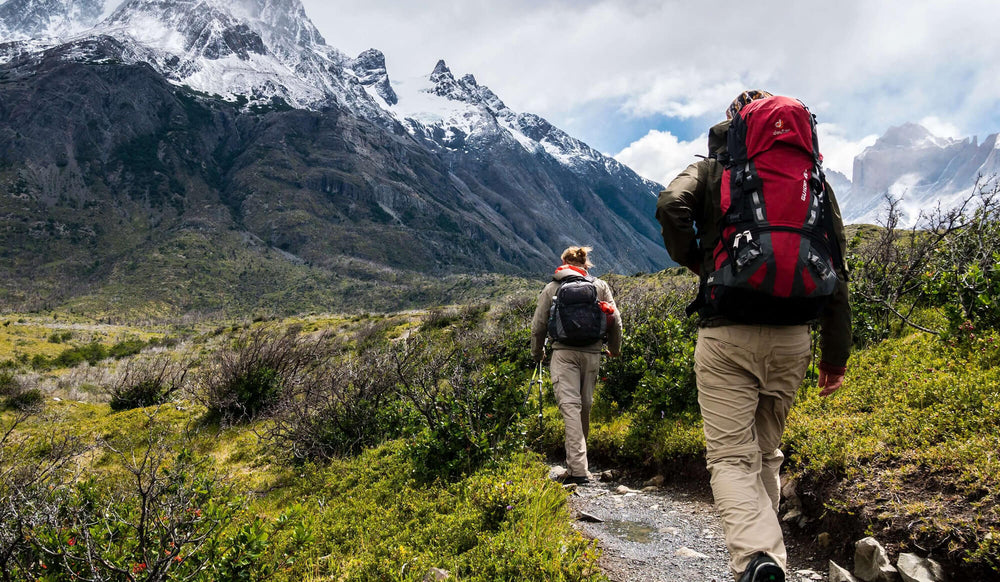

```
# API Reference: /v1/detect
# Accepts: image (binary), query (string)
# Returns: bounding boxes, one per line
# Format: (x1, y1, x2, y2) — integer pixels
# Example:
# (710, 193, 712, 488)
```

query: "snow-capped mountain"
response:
(0, 0, 662, 203)
(0, 0, 115, 41)
(838, 123, 1000, 226)
(0, 0, 670, 314)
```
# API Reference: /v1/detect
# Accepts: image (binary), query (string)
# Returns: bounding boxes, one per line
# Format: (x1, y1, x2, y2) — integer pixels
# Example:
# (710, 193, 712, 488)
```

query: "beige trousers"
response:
(550, 348, 601, 477)
(694, 324, 811, 578)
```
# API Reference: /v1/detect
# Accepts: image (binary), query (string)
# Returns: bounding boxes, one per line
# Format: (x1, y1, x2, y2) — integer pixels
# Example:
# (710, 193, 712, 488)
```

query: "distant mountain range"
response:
(0, 0, 670, 316)
(834, 124, 1000, 226)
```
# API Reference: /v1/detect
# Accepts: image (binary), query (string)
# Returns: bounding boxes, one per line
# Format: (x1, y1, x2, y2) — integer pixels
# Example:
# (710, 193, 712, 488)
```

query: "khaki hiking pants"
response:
(550, 348, 601, 478)
(694, 324, 811, 579)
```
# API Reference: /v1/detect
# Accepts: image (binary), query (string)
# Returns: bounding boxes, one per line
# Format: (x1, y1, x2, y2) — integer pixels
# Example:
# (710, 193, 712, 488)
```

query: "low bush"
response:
(4, 388, 43, 412)
(265, 347, 408, 461)
(197, 326, 322, 423)
(274, 442, 603, 581)
(109, 337, 149, 359)
(784, 331, 1000, 573)
(107, 355, 190, 411)
(394, 330, 533, 482)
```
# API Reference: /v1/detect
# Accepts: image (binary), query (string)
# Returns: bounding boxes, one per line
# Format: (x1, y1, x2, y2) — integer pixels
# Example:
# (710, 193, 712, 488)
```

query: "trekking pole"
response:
(536, 340, 549, 435)
(810, 323, 819, 388)
(536, 360, 544, 435)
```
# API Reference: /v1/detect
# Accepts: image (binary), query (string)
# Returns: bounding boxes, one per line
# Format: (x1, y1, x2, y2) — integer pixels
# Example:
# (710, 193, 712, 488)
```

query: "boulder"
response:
(830, 560, 861, 582)
(855, 537, 900, 582)
(643, 474, 665, 488)
(897, 553, 946, 582)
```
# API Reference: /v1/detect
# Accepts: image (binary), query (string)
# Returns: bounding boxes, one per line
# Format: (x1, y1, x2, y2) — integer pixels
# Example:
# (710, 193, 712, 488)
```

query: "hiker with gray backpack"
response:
(656, 90, 852, 582)
(531, 246, 622, 485)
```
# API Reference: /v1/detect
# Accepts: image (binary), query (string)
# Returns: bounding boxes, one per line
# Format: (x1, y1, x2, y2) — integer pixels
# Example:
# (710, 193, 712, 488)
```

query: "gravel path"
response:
(551, 466, 829, 582)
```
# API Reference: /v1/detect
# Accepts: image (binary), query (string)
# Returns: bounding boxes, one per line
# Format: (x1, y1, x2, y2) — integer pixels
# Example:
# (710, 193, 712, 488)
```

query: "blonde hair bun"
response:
(561, 246, 593, 268)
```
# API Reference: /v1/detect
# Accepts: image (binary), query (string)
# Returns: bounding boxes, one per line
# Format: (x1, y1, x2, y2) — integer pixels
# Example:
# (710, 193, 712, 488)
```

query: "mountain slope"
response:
(0, 0, 671, 315)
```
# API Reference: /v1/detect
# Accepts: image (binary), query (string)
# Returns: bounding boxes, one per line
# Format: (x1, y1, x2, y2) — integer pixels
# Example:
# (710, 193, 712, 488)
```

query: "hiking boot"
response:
(555, 473, 590, 486)
(738, 552, 784, 582)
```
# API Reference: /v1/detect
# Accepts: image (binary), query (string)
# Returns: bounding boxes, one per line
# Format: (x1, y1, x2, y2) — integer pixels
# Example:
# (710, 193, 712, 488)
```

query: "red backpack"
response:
(705, 96, 840, 324)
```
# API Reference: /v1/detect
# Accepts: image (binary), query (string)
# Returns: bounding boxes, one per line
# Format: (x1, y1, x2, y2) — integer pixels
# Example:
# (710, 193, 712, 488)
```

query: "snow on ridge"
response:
(2, 0, 637, 182)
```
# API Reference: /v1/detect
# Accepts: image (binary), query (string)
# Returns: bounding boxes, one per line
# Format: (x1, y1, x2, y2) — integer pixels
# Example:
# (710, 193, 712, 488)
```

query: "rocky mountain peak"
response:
(423, 60, 506, 115)
(0, 0, 110, 40)
(230, 0, 325, 59)
(351, 48, 397, 105)
(430, 59, 450, 77)
(106, 0, 267, 62)
(871, 122, 953, 150)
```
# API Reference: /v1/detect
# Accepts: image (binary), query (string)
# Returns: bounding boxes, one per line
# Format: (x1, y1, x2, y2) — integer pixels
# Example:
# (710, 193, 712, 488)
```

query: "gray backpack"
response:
(547, 275, 607, 346)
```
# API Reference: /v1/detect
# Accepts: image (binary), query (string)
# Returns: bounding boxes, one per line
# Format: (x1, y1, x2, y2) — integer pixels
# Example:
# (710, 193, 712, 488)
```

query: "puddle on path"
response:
(605, 520, 656, 543)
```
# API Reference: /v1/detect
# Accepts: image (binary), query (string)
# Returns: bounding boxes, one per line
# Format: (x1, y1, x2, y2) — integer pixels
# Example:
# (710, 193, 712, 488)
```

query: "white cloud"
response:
(301, 0, 1000, 153)
(919, 116, 963, 139)
(817, 124, 879, 181)
(614, 130, 705, 187)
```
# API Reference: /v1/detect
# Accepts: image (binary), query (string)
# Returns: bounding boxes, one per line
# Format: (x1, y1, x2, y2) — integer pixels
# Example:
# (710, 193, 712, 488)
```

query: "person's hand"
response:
(603, 349, 619, 358)
(818, 366, 845, 397)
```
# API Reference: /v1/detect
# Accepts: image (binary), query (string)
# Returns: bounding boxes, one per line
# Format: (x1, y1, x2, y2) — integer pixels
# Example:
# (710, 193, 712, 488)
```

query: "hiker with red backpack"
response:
(531, 246, 622, 485)
(656, 90, 852, 582)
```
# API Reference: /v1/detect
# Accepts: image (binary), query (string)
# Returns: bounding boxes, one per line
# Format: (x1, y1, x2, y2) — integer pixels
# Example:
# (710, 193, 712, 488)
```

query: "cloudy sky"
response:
(300, 0, 1000, 186)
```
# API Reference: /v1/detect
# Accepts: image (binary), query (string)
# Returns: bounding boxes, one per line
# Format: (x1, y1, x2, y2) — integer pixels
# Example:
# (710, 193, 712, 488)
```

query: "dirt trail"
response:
(553, 466, 829, 582)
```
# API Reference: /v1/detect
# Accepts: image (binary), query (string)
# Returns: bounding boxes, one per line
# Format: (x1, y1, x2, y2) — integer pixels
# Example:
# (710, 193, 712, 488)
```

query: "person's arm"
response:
(531, 283, 555, 362)
(818, 278, 851, 396)
(656, 161, 708, 274)
(818, 184, 852, 396)
(597, 282, 623, 357)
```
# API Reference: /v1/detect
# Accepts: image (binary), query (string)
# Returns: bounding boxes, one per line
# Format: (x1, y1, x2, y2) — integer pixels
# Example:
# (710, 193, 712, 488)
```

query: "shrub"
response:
(265, 347, 408, 461)
(198, 327, 321, 423)
(420, 307, 461, 331)
(20, 441, 249, 581)
(597, 276, 698, 420)
(109, 337, 149, 359)
(34, 342, 111, 370)
(4, 388, 44, 412)
(849, 176, 1000, 345)
(0, 370, 17, 396)
(394, 330, 532, 482)
(922, 179, 1000, 336)
(107, 355, 190, 411)
(0, 414, 84, 578)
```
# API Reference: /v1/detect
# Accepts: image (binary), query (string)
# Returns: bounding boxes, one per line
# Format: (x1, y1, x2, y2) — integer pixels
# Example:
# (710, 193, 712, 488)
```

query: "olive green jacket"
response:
(655, 120, 852, 369)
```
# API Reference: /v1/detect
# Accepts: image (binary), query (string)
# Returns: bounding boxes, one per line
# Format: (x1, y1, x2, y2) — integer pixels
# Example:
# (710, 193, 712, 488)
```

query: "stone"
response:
(830, 560, 861, 582)
(896, 553, 946, 582)
(818, 532, 833, 549)
(643, 474, 665, 488)
(675, 547, 709, 559)
(641, 486, 659, 493)
(578, 511, 604, 523)
(795, 569, 822, 580)
(614, 485, 633, 495)
(423, 567, 450, 581)
(781, 478, 797, 499)
(855, 537, 900, 582)
(782, 508, 803, 523)
(598, 469, 621, 482)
